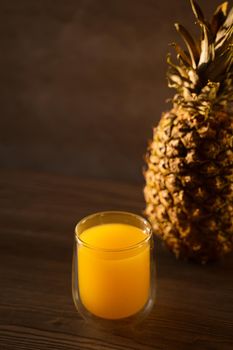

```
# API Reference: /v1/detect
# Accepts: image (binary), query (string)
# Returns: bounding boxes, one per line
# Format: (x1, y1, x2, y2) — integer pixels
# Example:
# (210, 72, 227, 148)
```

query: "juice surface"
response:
(80, 223, 147, 249)
(78, 223, 150, 319)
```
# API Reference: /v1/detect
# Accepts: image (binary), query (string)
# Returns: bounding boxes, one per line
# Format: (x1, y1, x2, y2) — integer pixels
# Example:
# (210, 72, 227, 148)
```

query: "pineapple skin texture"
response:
(144, 107, 233, 263)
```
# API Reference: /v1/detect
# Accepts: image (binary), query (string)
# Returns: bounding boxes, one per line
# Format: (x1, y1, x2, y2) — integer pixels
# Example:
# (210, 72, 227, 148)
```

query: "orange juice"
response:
(78, 223, 150, 319)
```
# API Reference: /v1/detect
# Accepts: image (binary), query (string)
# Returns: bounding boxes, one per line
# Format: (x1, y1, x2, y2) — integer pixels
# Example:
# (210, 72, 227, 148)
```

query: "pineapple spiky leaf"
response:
(216, 6, 233, 44)
(174, 23, 199, 69)
(169, 1, 232, 101)
(211, 2, 228, 37)
(190, 0, 206, 25)
(171, 43, 192, 67)
(198, 24, 214, 70)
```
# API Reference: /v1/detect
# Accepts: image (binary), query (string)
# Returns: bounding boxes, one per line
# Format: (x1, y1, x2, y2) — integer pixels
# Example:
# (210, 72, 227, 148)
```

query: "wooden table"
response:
(1, 170, 233, 350)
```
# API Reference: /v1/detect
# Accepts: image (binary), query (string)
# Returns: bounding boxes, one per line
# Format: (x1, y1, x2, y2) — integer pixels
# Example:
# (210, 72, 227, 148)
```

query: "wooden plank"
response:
(0, 170, 233, 349)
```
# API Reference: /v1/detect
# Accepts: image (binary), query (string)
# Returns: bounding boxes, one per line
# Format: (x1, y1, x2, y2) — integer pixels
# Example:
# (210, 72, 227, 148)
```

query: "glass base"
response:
(72, 284, 155, 329)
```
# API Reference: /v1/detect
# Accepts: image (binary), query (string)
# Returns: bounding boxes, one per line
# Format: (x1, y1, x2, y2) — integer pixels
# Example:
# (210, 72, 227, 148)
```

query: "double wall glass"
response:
(72, 211, 156, 328)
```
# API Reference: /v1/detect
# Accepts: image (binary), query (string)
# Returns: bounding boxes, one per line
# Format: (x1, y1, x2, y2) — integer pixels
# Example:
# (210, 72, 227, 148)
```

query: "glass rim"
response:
(75, 211, 153, 252)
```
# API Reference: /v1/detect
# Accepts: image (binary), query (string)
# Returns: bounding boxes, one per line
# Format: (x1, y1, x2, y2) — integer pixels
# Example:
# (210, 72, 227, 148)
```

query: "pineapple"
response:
(144, 0, 233, 263)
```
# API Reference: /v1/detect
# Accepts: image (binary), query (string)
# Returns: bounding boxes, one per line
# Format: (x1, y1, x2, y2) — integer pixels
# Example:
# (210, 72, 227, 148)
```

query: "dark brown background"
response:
(0, 0, 222, 182)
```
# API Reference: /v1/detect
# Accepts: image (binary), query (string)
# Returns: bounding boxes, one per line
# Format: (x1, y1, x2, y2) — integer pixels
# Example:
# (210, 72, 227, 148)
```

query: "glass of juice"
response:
(72, 211, 156, 328)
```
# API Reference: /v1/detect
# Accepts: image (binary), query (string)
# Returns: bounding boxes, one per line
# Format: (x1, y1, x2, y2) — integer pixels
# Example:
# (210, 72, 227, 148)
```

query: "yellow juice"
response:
(78, 223, 150, 319)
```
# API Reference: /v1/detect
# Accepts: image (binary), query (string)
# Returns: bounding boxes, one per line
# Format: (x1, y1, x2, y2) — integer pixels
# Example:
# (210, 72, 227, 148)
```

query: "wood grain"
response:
(0, 170, 233, 350)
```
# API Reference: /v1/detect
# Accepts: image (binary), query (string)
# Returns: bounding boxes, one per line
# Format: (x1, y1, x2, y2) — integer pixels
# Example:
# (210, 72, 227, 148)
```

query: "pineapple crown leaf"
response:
(168, 0, 233, 106)
(174, 23, 199, 69)
(223, 5, 233, 27)
(190, 0, 206, 26)
(170, 43, 192, 67)
(215, 7, 233, 47)
(198, 24, 213, 70)
(211, 2, 228, 37)
(167, 53, 188, 78)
